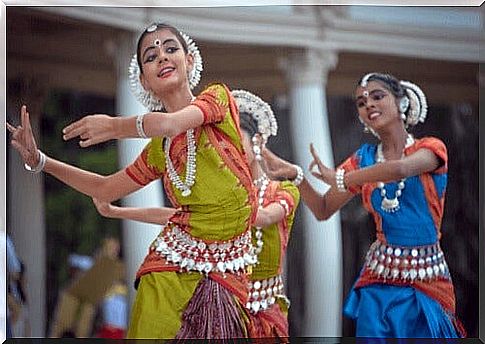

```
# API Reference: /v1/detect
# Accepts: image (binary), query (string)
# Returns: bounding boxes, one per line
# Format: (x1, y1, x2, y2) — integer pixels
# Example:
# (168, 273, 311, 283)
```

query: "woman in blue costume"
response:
(262, 72, 465, 338)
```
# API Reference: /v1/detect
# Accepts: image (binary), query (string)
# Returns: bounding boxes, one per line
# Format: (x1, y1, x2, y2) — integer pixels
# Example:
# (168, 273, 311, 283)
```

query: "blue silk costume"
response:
(339, 137, 464, 338)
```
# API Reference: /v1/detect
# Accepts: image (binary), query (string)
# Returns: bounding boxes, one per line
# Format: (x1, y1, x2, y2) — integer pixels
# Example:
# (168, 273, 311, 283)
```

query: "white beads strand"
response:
(375, 134, 415, 213)
(164, 128, 197, 197)
(253, 174, 269, 256)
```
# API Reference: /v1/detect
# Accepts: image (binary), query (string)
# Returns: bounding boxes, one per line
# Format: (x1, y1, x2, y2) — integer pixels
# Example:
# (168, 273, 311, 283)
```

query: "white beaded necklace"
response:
(253, 173, 269, 256)
(164, 129, 196, 197)
(375, 134, 415, 213)
(164, 97, 197, 197)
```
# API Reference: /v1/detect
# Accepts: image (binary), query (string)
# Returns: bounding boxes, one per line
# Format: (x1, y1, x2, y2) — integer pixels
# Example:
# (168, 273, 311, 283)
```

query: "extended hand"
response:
(92, 197, 116, 217)
(261, 147, 299, 180)
(309, 143, 336, 186)
(6, 105, 41, 168)
(63, 114, 117, 147)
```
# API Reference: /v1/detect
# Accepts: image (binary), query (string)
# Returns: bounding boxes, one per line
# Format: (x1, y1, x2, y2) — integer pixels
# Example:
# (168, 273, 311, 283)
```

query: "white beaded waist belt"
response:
(246, 275, 285, 313)
(364, 240, 450, 282)
(150, 224, 258, 275)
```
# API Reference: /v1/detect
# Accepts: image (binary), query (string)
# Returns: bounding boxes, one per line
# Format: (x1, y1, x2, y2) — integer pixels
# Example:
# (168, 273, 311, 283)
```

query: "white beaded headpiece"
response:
(400, 80, 428, 128)
(128, 27, 203, 111)
(360, 72, 376, 88)
(232, 89, 278, 142)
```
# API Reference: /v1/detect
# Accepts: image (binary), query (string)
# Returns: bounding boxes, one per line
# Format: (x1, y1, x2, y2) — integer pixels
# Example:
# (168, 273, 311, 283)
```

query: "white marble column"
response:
(114, 33, 164, 305)
(281, 49, 342, 337)
(7, 84, 46, 337)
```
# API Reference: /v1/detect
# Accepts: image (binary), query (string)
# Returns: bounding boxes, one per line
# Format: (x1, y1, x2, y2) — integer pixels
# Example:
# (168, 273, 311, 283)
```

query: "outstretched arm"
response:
(262, 143, 441, 222)
(92, 198, 178, 225)
(62, 105, 204, 147)
(302, 143, 440, 220)
(343, 149, 440, 187)
(7, 105, 143, 202)
(261, 147, 354, 221)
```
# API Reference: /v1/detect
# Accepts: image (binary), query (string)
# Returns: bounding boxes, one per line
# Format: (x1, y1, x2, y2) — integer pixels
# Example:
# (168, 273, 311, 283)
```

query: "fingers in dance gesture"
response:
(6, 105, 41, 169)
(308, 143, 337, 187)
(62, 114, 117, 147)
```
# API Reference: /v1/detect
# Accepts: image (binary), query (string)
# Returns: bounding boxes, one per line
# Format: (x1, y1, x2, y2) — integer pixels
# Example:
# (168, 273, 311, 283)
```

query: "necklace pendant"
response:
(381, 197, 400, 213)
(181, 189, 192, 197)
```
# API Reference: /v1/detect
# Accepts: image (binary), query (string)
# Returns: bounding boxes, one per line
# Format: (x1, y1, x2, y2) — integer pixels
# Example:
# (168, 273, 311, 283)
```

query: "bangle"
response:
(24, 150, 46, 174)
(335, 168, 347, 192)
(291, 165, 304, 186)
(136, 114, 148, 138)
(278, 199, 290, 217)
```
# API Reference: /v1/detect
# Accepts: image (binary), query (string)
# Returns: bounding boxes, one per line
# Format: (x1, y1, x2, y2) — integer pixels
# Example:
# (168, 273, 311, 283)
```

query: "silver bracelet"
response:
(278, 199, 290, 216)
(136, 114, 148, 139)
(335, 168, 347, 192)
(24, 150, 46, 174)
(291, 165, 304, 186)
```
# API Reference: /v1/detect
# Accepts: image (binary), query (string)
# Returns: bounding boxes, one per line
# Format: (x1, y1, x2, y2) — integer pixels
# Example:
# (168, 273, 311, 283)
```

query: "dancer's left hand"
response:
(63, 114, 116, 147)
(309, 143, 336, 187)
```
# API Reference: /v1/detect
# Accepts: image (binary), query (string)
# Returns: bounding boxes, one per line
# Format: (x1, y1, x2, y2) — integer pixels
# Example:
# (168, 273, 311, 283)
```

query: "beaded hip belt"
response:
(364, 240, 450, 282)
(150, 224, 258, 275)
(246, 275, 286, 313)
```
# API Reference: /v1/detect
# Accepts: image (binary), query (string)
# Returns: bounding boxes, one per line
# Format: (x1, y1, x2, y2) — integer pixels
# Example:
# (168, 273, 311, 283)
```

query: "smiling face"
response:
(138, 28, 194, 97)
(355, 80, 401, 132)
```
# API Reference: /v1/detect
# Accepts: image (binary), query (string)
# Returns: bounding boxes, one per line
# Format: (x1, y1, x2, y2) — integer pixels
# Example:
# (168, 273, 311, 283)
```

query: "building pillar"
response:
(281, 49, 342, 336)
(7, 77, 48, 337)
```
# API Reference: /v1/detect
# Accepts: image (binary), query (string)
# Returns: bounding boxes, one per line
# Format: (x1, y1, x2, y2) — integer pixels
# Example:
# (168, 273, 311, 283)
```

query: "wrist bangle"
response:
(24, 150, 46, 174)
(278, 199, 290, 217)
(136, 114, 148, 138)
(291, 165, 304, 186)
(335, 168, 347, 192)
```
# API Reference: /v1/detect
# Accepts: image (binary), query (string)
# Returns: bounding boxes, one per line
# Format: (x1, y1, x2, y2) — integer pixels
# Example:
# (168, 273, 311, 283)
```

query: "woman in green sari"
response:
(92, 90, 302, 339)
(7, 23, 258, 339)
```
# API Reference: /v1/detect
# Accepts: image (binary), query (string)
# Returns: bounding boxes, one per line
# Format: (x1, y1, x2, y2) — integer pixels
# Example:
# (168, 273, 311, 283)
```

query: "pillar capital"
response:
(279, 48, 338, 86)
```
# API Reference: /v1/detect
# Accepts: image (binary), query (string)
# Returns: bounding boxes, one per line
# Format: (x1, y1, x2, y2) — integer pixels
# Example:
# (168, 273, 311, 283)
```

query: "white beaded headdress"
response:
(128, 26, 203, 111)
(232, 89, 278, 143)
(400, 80, 428, 128)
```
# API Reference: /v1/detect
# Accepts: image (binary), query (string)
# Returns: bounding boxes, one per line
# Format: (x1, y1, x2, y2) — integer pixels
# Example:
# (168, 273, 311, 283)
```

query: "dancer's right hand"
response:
(261, 148, 299, 180)
(63, 114, 116, 147)
(92, 197, 115, 217)
(6, 105, 41, 168)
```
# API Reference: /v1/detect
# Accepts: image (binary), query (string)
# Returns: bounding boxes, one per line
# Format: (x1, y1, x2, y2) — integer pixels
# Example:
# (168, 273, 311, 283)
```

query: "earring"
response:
(252, 136, 262, 161)
(399, 97, 409, 113)
(399, 97, 409, 124)
(358, 115, 380, 138)
(358, 116, 370, 133)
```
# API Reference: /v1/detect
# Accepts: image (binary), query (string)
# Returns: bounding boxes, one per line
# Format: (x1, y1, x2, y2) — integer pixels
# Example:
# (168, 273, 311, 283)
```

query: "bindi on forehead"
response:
(356, 87, 386, 100)
(142, 29, 178, 46)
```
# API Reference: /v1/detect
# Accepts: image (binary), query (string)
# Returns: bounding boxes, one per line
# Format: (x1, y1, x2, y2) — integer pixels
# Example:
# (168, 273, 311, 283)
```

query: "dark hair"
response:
(239, 112, 258, 138)
(357, 73, 406, 99)
(136, 23, 189, 72)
